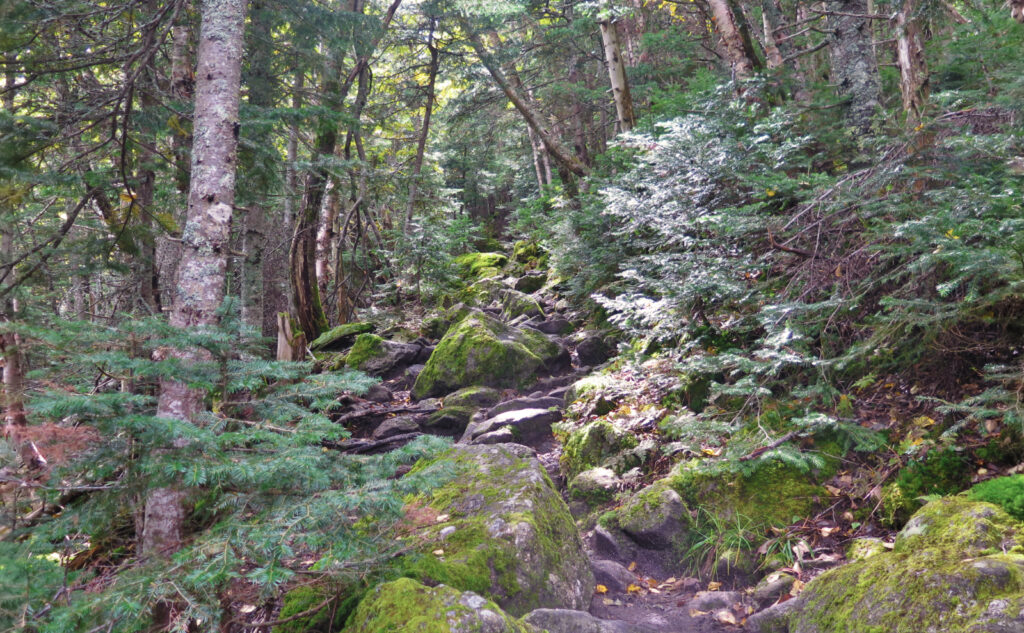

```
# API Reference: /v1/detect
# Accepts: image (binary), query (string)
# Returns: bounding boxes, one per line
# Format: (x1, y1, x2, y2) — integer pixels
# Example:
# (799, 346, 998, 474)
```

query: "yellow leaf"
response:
(715, 610, 738, 625)
(702, 446, 722, 457)
(791, 579, 806, 595)
(689, 609, 710, 617)
(766, 188, 777, 197)
(627, 583, 644, 594)
(708, 581, 722, 591)
(627, 561, 637, 572)
(595, 585, 608, 594)
(646, 578, 659, 587)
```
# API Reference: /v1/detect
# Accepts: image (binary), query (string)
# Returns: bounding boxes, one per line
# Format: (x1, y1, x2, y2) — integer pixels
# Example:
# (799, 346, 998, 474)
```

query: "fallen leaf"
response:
(702, 446, 722, 457)
(791, 579, 806, 595)
(689, 609, 710, 617)
(824, 485, 843, 497)
(647, 578, 659, 587)
(715, 610, 738, 625)
(649, 587, 661, 594)
(432, 549, 444, 556)
(665, 577, 677, 584)
(239, 605, 257, 614)
(627, 583, 644, 594)
(595, 584, 608, 595)
(708, 581, 723, 591)
(602, 598, 615, 606)
(841, 511, 855, 522)
(820, 526, 838, 537)
(436, 514, 450, 522)
(627, 561, 637, 572)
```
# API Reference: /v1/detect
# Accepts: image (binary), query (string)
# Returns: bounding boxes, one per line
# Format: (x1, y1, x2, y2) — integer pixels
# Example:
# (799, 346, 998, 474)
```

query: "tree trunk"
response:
(895, 0, 928, 123)
(599, 19, 636, 134)
(706, 0, 759, 80)
(404, 19, 440, 234)
(459, 16, 589, 178)
(827, 0, 882, 130)
(143, 0, 246, 558)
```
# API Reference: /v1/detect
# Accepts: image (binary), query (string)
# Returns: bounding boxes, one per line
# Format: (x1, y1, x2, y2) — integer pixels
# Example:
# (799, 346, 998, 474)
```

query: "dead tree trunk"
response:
(143, 0, 247, 558)
(895, 0, 928, 123)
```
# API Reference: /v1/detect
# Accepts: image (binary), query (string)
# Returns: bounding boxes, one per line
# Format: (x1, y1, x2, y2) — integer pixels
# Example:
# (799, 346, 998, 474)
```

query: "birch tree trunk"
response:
(599, 19, 635, 134)
(827, 0, 882, 130)
(142, 0, 246, 558)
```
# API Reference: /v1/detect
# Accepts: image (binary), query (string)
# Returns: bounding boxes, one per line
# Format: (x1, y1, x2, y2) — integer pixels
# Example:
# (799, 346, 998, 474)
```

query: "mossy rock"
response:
(499, 289, 544, 320)
(455, 253, 509, 280)
(560, 420, 638, 480)
(345, 334, 420, 377)
(309, 322, 375, 351)
(401, 444, 594, 616)
(444, 387, 503, 410)
(343, 578, 532, 633)
(568, 467, 620, 505)
(461, 278, 509, 308)
(412, 310, 561, 400)
(511, 240, 548, 270)
(668, 459, 825, 529)
(611, 479, 689, 549)
(882, 448, 972, 528)
(789, 498, 1024, 633)
(424, 406, 477, 435)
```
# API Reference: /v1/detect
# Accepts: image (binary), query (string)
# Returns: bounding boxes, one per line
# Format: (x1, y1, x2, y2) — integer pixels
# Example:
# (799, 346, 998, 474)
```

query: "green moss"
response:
(455, 252, 509, 280)
(499, 289, 544, 320)
(882, 448, 972, 527)
(791, 500, 1024, 633)
(310, 322, 375, 351)
(560, 420, 639, 479)
(969, 475, 1024, 522)
(443, 386, 502, 410)
(669, 459, 824, 529)
(412, 311, 559, 399)
(399, 446, 590, 616)
(345, 334, 385, 371)
(343, 578, 531, 633)
(424, 406, 476, 433)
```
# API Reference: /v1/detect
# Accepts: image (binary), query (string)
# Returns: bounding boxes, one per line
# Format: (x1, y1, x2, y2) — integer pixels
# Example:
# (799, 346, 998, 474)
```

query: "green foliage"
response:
(0, 302, 454, 633)
(968, 475, 1024, 522)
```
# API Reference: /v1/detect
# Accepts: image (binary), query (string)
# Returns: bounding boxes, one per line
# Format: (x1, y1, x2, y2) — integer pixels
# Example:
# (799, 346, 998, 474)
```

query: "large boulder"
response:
(412, 310, 564, 400)
(500, 289, 544, 320)
(782, 497, 1024, 633)
(343, 578, 532, 633)
(402, 444, 594, 616)
(345, 334, 423, 377)
(444, 387, 504, 411)
(613, 479, 688, 549)
(560, 420, 638, 480)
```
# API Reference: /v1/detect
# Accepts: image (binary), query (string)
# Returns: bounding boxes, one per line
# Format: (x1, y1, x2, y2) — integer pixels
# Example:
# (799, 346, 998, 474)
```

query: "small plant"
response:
(683, 508, 761, 581)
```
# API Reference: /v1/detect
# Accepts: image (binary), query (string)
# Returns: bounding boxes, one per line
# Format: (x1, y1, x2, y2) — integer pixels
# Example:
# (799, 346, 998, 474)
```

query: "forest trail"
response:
(319, 261, 737, 633)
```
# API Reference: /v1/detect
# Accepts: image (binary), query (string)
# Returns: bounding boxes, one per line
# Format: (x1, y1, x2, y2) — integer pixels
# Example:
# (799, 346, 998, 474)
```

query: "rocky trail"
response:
(296, 250, 751, 633)
(279, 248, 1024, 633)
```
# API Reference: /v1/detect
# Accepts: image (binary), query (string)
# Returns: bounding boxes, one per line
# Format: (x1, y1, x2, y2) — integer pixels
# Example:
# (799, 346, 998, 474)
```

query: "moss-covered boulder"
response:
(456, 252, 509, 280)
(424, 406, 477, 435)
(309, 322, 375, 351)
(513, 272, 547, 294)
(560, 420, 638, 480)
(612, 479, 688, 549)
(345, 334, 422, 377)
(462, 278, 509, 308)
(402, 444, 594, 616)
(499, 289, 544, 320)
(667, 459, 824, 529)
(412, 311, 562, 400)
(511, 240, 548, 270)
(444, 387, 503, 411)
(786, 498, 1024, 633)
(343, 578, 533, 633)
(568, 467, 620, 505)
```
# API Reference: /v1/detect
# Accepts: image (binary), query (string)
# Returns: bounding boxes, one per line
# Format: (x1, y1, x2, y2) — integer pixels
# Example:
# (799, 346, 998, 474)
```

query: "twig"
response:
(739, 431, 798, 461)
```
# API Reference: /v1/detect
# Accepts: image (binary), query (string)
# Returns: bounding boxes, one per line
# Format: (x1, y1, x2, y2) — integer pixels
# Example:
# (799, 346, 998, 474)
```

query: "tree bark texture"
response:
(706, 0, 758, 80)
(895, 0, 928, 123)
(599, 19, 635, 134)
(144, 0, 246, 558)
(827, 0, 882, 129)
